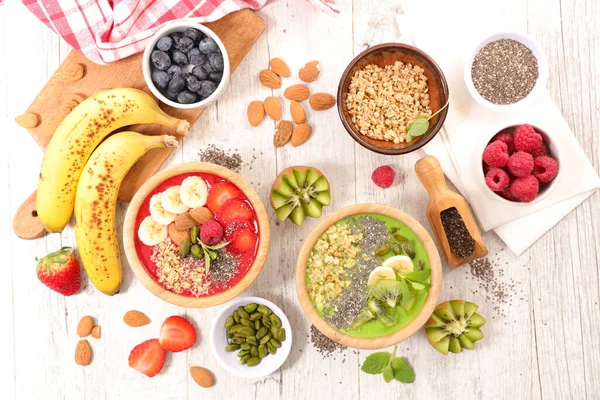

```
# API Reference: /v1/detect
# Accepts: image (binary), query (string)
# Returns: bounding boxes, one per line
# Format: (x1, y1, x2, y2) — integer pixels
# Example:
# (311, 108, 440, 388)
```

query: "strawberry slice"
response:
(216, 198, 254, 226)
(224, 217, 254, 240)
(229, 227, 258, 254)
(206, 182, 243, 213)
(158, 316, 197, 352)
(128, 339, 166, 378)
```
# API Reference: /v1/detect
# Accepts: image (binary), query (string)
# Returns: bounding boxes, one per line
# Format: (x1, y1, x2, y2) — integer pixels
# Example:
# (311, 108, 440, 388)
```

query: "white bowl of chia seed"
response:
(464, 31, 549, 112)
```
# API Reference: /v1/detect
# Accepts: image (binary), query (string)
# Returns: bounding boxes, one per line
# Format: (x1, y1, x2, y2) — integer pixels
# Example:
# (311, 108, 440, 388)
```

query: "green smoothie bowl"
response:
(295, 204, 442, 349)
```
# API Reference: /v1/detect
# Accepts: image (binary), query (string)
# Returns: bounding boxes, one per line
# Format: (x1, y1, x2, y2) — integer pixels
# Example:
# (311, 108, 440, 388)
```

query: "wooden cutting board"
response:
(12, 10, 264, 240)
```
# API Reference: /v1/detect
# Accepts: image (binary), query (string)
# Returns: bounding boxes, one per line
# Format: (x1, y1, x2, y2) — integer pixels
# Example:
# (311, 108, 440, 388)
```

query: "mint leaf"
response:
(402, 269, 430, 283)
(410, 281, 425, 291)
(203, 248, 211, 273)
(205, 241, 230, 250)
(399, 279, 411, 302)
(400, 283, 416, 311)
(391, 357, 415, 383)
(406, 116, 429, 138)
(361, 352, 391, 374)
(382, 366, 394, 383)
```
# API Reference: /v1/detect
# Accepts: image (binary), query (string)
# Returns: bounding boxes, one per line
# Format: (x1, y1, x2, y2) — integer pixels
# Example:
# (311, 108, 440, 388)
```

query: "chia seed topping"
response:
(440, 207, 475, 258)
(208, 250, 240, 287)
(309, 325, 346, 358)
(197, 144, 243, 173)
(349, 215, 389, 254)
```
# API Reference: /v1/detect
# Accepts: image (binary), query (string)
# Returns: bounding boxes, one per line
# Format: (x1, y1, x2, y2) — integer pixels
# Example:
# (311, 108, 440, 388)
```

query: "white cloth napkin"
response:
(395, 3, 600, 255)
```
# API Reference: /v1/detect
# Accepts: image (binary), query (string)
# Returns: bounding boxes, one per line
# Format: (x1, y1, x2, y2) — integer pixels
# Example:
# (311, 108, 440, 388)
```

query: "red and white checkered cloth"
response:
(22, 0, 340, 65)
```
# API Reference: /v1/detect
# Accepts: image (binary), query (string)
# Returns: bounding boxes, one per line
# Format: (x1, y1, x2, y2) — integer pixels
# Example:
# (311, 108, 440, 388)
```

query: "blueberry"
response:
(166, 64, 182, 78)
(177, 90, 198, 104)
(151, 50, 171, 70)
(171, 50, 188, 66)
(151, 70, 169, 89)
(191, 65, 208, 80)
(208, 71, 223, 82)
(167, 75, 186, 94)
(187, 48, 207, 66)
(197, 80, 217, 99)
(170, 32, 182, 46)
(184, 28, 203, 42)
(199, 37, 219, 54)
(175, 37, 194, 53)
(208, 52, 224, 72)
(156, 36, 173, 52)
(185, 75, 202, 92)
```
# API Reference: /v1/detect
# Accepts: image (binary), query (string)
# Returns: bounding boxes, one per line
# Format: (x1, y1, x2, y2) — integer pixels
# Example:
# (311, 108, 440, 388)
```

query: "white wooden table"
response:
(2, 0, 599, 399)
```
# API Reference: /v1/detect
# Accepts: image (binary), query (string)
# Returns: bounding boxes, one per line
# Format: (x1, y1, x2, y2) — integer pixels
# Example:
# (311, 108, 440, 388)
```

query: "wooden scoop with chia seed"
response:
(415, 156, 487, 268)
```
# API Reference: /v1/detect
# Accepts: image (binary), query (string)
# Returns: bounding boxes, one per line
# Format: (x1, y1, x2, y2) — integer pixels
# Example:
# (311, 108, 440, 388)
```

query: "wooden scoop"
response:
(415, 156, 487, 268)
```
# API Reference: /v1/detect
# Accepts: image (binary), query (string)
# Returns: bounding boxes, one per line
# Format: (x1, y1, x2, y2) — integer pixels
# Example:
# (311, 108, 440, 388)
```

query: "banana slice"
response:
(179, 176, 208, 208)
(161, 186, 190, 214)
(383, 255, 414, 274)
(138, 216, 168, 246)
(149, 193, 176, 225)
(367, 266, 397, 287)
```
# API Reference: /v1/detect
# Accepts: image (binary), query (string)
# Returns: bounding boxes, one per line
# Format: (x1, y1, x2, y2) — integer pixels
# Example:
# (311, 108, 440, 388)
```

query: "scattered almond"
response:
(168, 223, 190, 246)
(284, 84, 310, 101)
(247, 100, 265, 127)
(190, 366, 215, 388)
(259, 70, 282, 89)
(291, 123, 313, 147)
(290, 100, 306, 124)
(270, 57, 291, 78)
(174, 212, 197, 231)
(60, 93, 86, 114)
(58, 63, 85, 83)
(309, 93, 336, 111)
(264, 96, 282, 121)
(75, 340, 92, 366)
(77, 316, 95, 337)
(299, 60, 321, 83)
(15, 112, 40, 128)
(189, 207, 213, 224)
(274, 121, 293, 147)
(91, 325, 101, 339)
(123, 310, 150, 327)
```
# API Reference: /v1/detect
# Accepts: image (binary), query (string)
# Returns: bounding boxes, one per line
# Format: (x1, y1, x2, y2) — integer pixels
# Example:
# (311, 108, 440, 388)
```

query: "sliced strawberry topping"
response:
(224, 217, 254, 240)
(158, 316, 197, 352)
(229, 227, 258, 254)
(128, 339, 166, 378)
(206, 182, 243, 213)
(216, 198, 254, 226)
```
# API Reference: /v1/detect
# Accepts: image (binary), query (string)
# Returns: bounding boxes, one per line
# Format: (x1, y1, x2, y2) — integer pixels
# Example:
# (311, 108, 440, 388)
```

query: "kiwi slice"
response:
(370, 279, 402, 308)
(367, 298, 397, 328)
(424, 300, 486, 355)
(270, 166, 331, 226)
(349, 309, 375, 331)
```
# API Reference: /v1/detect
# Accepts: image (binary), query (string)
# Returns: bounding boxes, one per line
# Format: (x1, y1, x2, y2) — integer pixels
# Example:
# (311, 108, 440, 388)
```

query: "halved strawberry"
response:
(158, 316, 197, 352)
(229, 227, 258, 254)
(206, 182, 243, 213)
(216, 198, 254, 226)
(224, 217, 254, 240)
(128, 339, 166, 378)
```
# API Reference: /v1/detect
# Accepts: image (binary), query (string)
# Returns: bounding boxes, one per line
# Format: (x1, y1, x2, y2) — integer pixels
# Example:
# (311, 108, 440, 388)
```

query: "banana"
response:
(367, 266, 396, 287)
(179, 176, 208, 208)
(138, 216, 168, 246)
(149, 193, 176, 225)
(382, 255, 414, 274)
(161, 186, 190, 214)
(37, 88, 190, 233)
(74, 131, 178, 295)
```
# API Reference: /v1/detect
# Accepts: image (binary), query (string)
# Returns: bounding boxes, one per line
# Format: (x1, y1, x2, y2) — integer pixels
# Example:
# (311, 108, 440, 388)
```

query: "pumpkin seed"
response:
(270, 326, 279, 338)
(257, 305, 271, 316)
(246, 336, 257, 345)
(375, 244, 390, 256)
(391, 242, 402, 255)
(240, 343, 251, 350)
(250, 346, 259, 357)
(240, 318, 253, 327)
(190, 244, 203, 258)
(402, 243, 416, 258)
(237, 350, 249, 357)
(240, 355, 251, 364)
(231, 337, 245, 344)
(237, 307, 250, 319)
(224, 316, 234, 330)
(277, 328, 286, 342)
(229, 324, 243, 334)
(247, 357, 261, 367)
(238, 326, 255, 337)
(267, 342, 277, 355)
(190, 226, 199, 244)
(256, 327, 269, 339)
(227, 331, 234, 339)
(250, 312, 262, 321)
(269, 338, 282, 349)
(259, 333, 272, 345)
(389, 227, 398, 234)
(418, 260, 425, 271)
(254, 319, 261, 330)
(270, 314, 282, 328)
(226, 344, 240, 352)
(394, 234, 409, 242)
(258, 344, 268, 358)
(244, 303, 258, 313)
(178, 239, 191, 258)
(262, 317, 272, 328)
(233, 311, 240, 324)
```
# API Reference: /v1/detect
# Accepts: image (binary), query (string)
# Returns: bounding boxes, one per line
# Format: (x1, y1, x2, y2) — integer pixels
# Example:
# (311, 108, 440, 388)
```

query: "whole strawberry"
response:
(36, 247, 81, 296)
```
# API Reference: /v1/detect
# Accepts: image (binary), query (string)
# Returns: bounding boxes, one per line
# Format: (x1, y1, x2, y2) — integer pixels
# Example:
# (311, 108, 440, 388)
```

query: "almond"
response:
(168, 223, 190, 246)
(15, 112, 40, 128)
(291, 123, 313, 147)
(60, 93, 86, 114)
(290, 100, 306, 124)
(91, 325, 101, 339)
(123, 310, 150, 327)
(264, 96, 282, 121)
(259, 70, 282, 89)
(274, 121, 293, 147)
(270, 57, 291, 78)
(189, 207, 213, 224)
(77, 316, 95, 337)
(174, 212, 197, 231)
(58, 63, 85, 83)
(74, 340, 92, 366)
(309, 93, 336, 111)
(247, 100, 264, 127)
(190, 366, 215, 388)
(299, 60, 321, 83)
(284, 84, 310, 101)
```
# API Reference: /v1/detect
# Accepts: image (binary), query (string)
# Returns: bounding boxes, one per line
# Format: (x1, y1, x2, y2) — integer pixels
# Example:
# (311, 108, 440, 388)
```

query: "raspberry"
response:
(530, 142, 548, 158)
(482, 141, 509, 168)
(371, 166, 395, 189)
(485, 168, 510, 191)
(507, 151, 534, 177)
(499, 181, 518, 201)
(533, 156, 559, 183)
(514, 125, 542, 153)
(200, 220, 223, 245)
(492, 132, 515, 154)
(509, 175, 539, 202)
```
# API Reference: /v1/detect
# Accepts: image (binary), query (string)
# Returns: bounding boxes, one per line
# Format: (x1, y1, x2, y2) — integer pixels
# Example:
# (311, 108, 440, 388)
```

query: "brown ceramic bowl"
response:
(337, 43, 449, 155)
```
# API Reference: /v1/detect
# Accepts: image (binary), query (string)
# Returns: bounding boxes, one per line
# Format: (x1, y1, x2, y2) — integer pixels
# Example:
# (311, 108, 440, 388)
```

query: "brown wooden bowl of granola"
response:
(123, 162, 270, 308)
(295, 204, 442, 349)
(337, 43, 449, 155)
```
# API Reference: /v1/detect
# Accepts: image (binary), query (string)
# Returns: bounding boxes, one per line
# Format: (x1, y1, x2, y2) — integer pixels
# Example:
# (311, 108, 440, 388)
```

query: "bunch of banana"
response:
(74, 132, 178, 295)
(37, 88, 190, 233)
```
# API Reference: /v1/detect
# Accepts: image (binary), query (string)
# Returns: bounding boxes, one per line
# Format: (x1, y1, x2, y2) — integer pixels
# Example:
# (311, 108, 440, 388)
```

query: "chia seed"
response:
(208, 250, 240, 287)
(309, 325, 346, 358)
(471, 39, 539, 105)
(440, 207, 475, 258)
(349, 215, 389, 254)
(197, 144, 243, 173)
(470, 255, 522, 317)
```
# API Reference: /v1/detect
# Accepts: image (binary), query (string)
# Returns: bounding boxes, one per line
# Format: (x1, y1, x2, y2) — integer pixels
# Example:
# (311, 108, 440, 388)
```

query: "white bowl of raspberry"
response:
(481, 124, 561, 205)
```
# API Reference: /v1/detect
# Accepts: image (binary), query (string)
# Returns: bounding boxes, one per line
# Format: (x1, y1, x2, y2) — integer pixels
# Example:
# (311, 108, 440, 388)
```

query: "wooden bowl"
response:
(337, 43, 449, 155)
(295, 204, 442, 349)
(123, 162, 270, 308)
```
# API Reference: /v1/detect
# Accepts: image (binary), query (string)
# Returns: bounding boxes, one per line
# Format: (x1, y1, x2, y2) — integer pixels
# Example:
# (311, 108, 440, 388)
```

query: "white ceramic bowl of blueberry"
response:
(143, 21, 230, 109)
